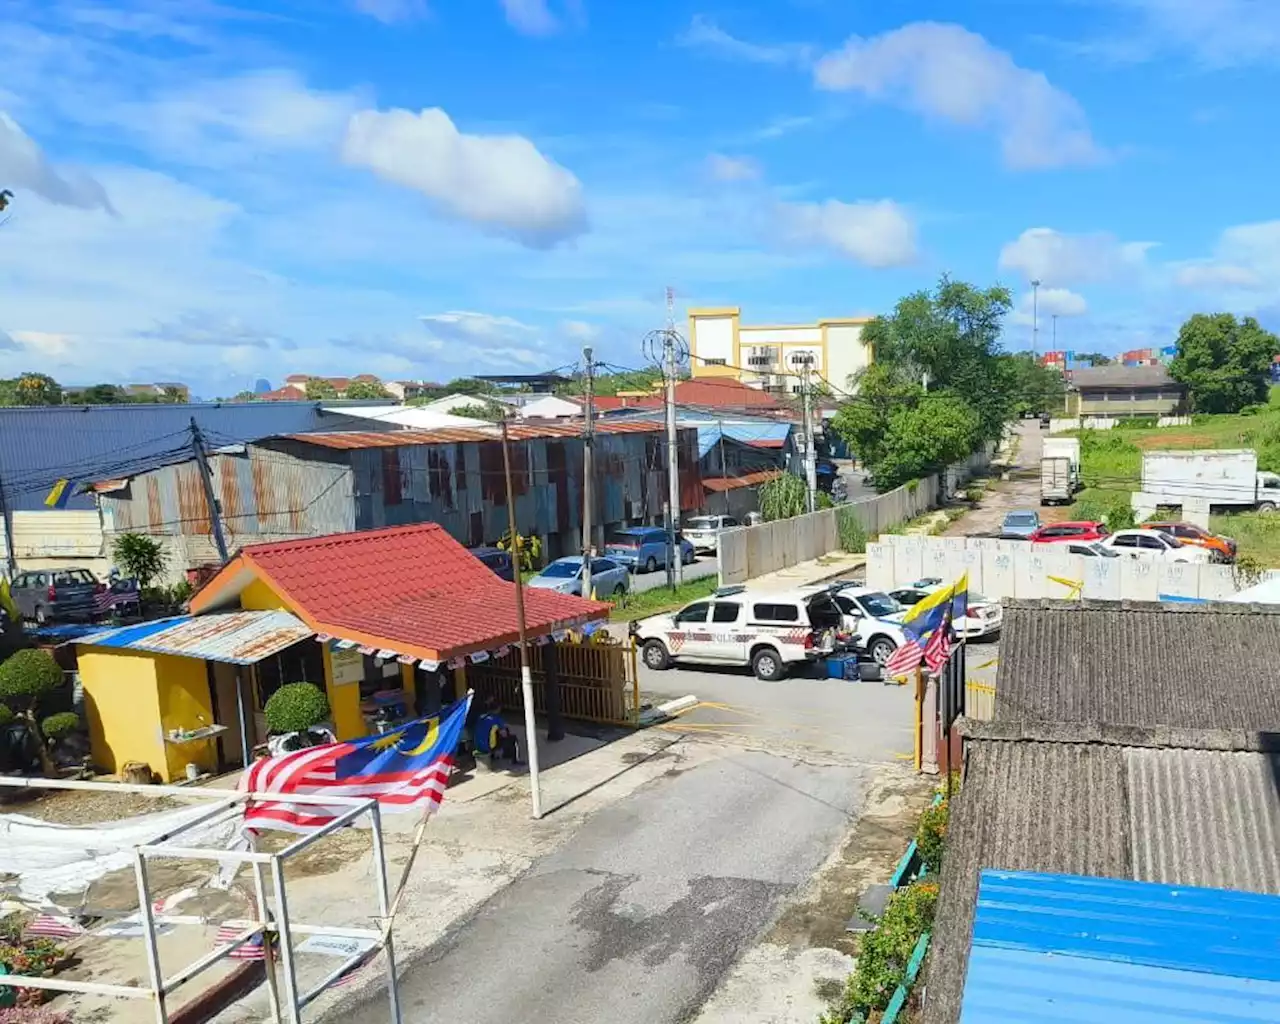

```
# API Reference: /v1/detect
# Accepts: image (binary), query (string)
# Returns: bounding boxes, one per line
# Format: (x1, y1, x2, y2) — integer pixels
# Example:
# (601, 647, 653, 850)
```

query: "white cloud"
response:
(1173, 220, 1280, 294)
(501, 0, 558, 35)
(413, 311, 553, 367)
(814, 22, 1104, 170)
(779, 199, 917, 268)
(1109, 0, 1280, 67)
(561, 319, 598, 342)
(0, 112, 112, 211)
(1012, 286, 1088, 326)
(0, 329, 18, 352)
(677, 15, 813, 66)
(353, 0, 429, 23)
(705, 153, 761, 182)
(139, 311, 294, 349)
(999, 227, 1154, 285)
(342, 106, 587, 247)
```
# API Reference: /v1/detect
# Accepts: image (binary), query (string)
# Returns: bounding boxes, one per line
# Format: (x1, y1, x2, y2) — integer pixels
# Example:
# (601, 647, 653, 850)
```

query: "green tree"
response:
(1073, 351, 1113, 366)
(1002, 352, 1066, 415)
(111, 533, 166, 588)
(304, 377, 340, 400)
(233, 390, 257, 402)
(453, 399, 509, 422)
(0, 649, 65, 775)
(12, 373, 62, 406)
(80, 383, 124, 404)
(345, 379, 391, 400)
(1169, 313, 1280, 414)
(871, 394, 982, 491)
(829, 364, 925, 473)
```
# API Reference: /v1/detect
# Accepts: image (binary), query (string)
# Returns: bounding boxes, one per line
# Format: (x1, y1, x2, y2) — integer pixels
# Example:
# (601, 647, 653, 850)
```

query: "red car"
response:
(1028, 521, 1109, 544)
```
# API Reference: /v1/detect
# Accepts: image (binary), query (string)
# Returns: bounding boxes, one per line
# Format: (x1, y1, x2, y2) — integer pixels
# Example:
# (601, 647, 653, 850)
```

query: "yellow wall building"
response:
(687, 307, 874, 395)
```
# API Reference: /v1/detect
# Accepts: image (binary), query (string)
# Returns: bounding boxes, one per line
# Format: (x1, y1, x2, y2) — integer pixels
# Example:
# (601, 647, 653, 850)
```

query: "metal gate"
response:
(468, 638, 639, 726)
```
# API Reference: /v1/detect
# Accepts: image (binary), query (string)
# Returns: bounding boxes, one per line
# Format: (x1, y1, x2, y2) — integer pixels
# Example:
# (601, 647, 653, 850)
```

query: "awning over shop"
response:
(77, 610, 314, 664)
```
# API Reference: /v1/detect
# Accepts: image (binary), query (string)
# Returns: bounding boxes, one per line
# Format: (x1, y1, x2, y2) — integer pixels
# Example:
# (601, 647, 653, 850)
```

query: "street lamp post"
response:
(1031, 279, 1041, 356)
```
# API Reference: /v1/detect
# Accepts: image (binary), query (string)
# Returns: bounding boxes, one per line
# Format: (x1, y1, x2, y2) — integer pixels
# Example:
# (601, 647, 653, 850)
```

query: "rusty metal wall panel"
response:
(146, 476, 163, 531)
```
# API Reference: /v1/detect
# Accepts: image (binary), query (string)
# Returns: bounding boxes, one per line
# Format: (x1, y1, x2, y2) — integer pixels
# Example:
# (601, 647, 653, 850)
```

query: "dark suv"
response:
(9, 567, 105, 624)
(469, 546, 515, 581)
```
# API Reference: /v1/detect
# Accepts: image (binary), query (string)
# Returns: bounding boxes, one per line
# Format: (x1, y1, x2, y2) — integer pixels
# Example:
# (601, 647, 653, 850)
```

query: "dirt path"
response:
(941, 422, 1072, 537)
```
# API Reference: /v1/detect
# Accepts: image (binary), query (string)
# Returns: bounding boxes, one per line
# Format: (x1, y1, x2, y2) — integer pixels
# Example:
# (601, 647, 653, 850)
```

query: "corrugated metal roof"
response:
(995, 600, 1280, 729)
(284, 419, 666, 449)
(924, 723, 1280, 1024)
(0, 401, 382, 511)
(695, 422, 792, 458)
(702, 469, 783, 492)
(78, 610, 314, 664)
(960, 871, 1280, 1022)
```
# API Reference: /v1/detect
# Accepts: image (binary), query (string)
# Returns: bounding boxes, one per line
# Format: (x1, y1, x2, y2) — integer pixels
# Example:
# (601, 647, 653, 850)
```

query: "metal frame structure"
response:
(0, 776, 401, 1024)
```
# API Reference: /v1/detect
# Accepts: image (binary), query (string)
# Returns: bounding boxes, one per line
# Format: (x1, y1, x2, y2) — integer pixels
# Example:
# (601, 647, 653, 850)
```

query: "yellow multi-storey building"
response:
(687, 307, 874, 395)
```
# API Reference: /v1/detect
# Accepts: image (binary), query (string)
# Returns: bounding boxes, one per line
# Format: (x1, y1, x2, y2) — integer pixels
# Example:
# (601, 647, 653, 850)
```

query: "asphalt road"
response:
(356, 750, 872, 1024)
(629, 555, 719, 594)
(641, 662, 916, 764)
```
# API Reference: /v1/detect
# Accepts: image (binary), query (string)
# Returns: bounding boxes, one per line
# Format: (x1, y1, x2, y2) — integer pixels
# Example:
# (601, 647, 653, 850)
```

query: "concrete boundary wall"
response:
(718, 449, 991, 586)
(865, 534, 1276, 602)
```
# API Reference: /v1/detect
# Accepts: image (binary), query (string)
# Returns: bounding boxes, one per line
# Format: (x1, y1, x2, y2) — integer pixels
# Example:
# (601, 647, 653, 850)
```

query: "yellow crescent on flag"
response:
(398, 717, 441, 757)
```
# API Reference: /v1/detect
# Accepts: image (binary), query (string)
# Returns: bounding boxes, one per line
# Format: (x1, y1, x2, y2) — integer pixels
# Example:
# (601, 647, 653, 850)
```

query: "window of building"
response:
(454, 443, 468, 494)
(480, 443, 504, 504)
(427, 447, 451, 506)
(381, 448, 403, 506)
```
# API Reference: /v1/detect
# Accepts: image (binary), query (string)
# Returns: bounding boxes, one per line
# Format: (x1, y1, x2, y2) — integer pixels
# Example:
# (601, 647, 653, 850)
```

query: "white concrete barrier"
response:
(866, 534, 1275, 602)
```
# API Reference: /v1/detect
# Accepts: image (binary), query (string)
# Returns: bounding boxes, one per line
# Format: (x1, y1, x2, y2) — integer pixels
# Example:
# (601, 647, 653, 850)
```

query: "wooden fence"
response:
(966, 681, 996, 722)
(467, 638, 639, 726)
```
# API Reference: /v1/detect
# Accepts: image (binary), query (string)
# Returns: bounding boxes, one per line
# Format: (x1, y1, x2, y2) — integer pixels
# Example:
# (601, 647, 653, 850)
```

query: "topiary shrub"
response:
(263, 683, 330, 735)
(0, 650, 63, 710)
(40, 713, 80, 742)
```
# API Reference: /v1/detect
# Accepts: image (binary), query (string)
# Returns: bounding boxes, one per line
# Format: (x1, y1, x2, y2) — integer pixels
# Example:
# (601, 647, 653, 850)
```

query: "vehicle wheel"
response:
(644, 556, 658, 573)
(612, 584, 625, 597)
(867, 636, 897, 666)
(34, 606, 47, 626)
(641, 639, 670, 671)
(1259, 501, 1277, 513)
(751, 646, 785, 681)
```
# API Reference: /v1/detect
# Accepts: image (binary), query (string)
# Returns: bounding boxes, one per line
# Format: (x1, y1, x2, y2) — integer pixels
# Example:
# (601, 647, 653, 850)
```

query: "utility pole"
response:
(1052, 314, 1058, 351)
(581, 347, 595, 599)
(802, 361, 817, 515)
(190, 418, 229, 563)
(1031, 279, 1041, 356)
(664, 320, 682, 589)
(500, 417, 542, 819)
(0, 472, 15, 578)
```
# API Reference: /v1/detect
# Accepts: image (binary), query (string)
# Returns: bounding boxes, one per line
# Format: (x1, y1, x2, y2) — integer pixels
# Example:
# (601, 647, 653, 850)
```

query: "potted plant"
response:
(0, 650, 66, 777)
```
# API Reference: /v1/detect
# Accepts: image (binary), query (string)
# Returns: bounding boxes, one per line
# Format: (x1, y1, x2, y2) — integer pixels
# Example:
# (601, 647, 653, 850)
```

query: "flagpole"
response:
(500, 417, 543, 820)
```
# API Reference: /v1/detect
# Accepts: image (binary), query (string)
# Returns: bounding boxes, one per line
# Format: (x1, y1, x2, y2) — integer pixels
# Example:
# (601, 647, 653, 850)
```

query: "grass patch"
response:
(1211, 513, 1280, 569)
(609, 574, 718, 621)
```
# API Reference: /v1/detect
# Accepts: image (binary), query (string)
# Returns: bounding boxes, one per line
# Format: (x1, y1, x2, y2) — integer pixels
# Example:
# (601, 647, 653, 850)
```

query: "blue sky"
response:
(1, 0, 1278, 397)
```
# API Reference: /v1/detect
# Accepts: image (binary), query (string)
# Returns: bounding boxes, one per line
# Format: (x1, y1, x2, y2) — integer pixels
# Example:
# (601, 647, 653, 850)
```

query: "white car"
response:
(682, 514, 740, 553)
(887, 580, 1004, 641)
(632, 585, 840, 681)
(817, 584, 911, 666)
(1099, 530, 1211, 564)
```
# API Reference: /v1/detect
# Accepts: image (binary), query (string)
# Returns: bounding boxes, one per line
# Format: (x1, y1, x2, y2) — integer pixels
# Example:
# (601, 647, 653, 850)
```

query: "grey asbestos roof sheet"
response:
(995, 600, 1280, 728)
(922, 723, 1280, 1024)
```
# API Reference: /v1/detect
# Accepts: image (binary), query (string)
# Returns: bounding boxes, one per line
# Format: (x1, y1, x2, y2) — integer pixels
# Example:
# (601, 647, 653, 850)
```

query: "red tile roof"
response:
(257, 385, 307, 402)
(190, 523, 608, 660)
(702, 469, 783, 493)
(590, 379, 781, 413)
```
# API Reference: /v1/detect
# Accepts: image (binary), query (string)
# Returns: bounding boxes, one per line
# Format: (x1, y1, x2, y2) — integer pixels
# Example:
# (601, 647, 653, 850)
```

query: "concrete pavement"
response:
(629, 554, 719, 594)
(345, 749, 874, 1024)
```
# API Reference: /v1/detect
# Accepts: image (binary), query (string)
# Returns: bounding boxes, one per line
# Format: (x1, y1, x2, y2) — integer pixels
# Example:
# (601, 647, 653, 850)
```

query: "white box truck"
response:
(1040, 437, 1081, 505)
(1138, 449, 1280, 512)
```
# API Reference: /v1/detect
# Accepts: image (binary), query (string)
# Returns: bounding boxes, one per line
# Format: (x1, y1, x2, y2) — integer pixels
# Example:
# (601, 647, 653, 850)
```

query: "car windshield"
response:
(54, 570, 95, 585)
(1093, 544, 1120, 558)
(686, 517, 717, 530)
(858, 592, 902, 617)
(1005, 513, 1038, 526)
(540, 561, 581, 578)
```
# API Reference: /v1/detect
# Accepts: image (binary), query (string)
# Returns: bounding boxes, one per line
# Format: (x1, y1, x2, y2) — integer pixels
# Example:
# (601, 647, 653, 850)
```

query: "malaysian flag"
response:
(240, 694, 472, 833)
(883, 629, 924, 677)
(924, 615, 954, 675)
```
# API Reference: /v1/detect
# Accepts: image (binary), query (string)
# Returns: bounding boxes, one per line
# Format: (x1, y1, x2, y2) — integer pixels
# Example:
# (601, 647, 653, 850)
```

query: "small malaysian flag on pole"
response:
(883, 629, 925, 678)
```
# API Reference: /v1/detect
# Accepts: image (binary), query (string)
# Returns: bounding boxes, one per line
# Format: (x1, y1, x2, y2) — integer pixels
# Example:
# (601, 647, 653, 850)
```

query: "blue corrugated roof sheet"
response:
(0, 401, 379, 511)
(961, 871, 1280, 1022)
(696, 423, 792, 459)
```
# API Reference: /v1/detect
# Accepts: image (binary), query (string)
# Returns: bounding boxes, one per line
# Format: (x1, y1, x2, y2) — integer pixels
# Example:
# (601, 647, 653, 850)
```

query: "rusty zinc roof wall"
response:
(77, 610, 315, 664)
(101, 445, 355, 538)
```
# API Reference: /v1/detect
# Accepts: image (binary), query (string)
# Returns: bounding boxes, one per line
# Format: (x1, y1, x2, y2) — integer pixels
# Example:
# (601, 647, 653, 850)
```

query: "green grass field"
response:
(1071, 388, 1280, 565)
